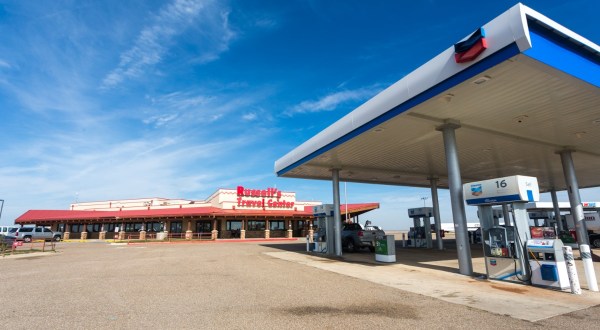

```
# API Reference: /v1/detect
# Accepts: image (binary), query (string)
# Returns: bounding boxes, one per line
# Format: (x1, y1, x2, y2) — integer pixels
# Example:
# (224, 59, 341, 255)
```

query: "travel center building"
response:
(15, 186, 378, 240)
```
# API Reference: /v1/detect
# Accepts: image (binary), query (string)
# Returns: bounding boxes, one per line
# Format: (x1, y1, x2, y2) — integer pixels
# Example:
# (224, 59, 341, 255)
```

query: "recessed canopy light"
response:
(473, 76, 491, 85)
(513, 115, 529, 124)
(575, 131, 586, 139)
(373, 127, 385, 133)
(593, 119, 600, 125)
(442, 93, 454, 103)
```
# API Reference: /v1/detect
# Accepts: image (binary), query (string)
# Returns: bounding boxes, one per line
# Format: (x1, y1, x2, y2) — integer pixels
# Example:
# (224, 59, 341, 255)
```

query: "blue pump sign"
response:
(463, 175, 539, 206)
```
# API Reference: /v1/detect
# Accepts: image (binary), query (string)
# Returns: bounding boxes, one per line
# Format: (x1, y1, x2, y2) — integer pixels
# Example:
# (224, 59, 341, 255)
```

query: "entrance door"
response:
(170, 221, 182, 233)
(196, 221, 211, 235)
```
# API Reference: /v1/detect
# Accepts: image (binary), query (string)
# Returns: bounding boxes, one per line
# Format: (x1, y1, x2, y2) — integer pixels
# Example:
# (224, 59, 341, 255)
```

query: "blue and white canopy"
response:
(275, 3, 600, 192)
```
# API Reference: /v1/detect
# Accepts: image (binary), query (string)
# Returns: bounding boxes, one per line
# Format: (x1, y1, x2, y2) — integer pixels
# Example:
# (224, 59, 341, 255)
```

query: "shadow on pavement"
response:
(261, 238, 487, 276)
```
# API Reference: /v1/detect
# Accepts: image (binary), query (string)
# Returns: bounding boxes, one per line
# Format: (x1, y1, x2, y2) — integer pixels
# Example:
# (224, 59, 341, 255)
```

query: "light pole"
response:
(0, 199, 4, 222)
(421, 196, 429, 207)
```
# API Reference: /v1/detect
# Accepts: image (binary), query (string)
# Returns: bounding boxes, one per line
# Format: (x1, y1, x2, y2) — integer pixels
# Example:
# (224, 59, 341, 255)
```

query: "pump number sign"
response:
(463, 175, 539, 206)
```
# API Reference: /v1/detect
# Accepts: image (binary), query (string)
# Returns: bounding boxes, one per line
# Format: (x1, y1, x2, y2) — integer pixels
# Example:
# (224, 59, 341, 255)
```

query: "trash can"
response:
(375, 235, 396, 263)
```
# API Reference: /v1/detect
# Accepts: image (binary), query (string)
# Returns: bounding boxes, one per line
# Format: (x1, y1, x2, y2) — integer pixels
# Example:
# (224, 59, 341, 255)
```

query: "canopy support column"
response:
(428, 177, 444, 250)
(332, 169, 343, 257)
(559, 150, 589, 244)
(437, 121, 472, 276)
(502, 204, 511, 226)
(559, 149, 598, 291)
(550, 189, 564, 232)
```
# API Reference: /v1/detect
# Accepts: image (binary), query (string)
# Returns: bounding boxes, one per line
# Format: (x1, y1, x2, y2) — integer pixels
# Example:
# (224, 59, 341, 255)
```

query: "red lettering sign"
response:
(237, 186, 281, 199)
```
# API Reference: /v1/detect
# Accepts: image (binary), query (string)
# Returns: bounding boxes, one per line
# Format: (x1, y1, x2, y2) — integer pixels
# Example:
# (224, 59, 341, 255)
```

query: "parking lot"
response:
(1, 239, 599, 329)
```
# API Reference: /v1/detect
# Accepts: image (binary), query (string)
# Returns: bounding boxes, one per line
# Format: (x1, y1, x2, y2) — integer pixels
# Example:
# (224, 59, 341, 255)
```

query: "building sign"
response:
(236, 186, 294, 209)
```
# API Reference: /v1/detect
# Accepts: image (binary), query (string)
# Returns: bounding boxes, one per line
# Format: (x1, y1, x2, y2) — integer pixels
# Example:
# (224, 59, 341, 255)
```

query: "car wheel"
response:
(592, 238, 600, 249)
(345, 239, 356, 252)
(54, 236, 61, 242)
(23, 236, 32, 243)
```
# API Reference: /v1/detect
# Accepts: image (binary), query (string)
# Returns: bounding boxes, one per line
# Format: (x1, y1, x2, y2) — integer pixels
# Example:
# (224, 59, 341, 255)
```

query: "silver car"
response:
(9, 227, 62, 242)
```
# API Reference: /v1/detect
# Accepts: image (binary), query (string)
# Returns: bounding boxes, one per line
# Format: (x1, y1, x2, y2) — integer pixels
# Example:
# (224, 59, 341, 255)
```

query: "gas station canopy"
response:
(275, 4, 600, 192)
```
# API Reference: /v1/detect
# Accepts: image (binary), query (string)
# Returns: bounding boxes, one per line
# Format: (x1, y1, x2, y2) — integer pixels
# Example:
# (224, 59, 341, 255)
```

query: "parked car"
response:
(0, 225, 19, 235)
(342, 223, 385, 252)
(9, 227, 62, 242)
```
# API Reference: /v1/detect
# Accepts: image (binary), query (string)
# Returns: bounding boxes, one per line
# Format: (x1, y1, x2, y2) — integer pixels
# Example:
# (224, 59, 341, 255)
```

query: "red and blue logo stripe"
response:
(454, 27, 487, 63)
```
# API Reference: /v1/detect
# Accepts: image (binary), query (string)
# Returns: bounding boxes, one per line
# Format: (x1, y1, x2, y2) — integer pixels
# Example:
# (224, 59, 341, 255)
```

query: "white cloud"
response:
(289, 87, 379, 114)
(101, 0, 235, 89)
(139, 87, 273, 128)
(0, 59, 11, 68)
(0, 129, 265, 222)
(143, 113, 179, 127)
(242, 112, 257, 121)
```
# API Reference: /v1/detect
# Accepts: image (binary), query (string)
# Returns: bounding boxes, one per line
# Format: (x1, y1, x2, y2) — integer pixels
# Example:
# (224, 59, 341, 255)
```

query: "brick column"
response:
(308, 223, 314, 243)
(287, 220, 293, 238)
(81, 231, 88, 240)
(119, 221, 125, 240)
(64, 223, 71, 240)
(265, 219, 270, 238)
(185, 219, 192, 240)
(211, 219, 218, 240)
(140, 231, 147, 240)
(99, 224, 106, 240)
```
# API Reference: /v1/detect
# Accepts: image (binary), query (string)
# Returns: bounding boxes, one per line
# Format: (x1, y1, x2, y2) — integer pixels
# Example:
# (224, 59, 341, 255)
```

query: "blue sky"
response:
(0, 0, 599, 229)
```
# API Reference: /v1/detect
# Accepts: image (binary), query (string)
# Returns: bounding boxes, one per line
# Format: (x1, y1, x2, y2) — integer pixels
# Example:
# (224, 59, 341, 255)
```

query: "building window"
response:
(270, 220, 285, 230)
(125, 223, 142, 232)
(105, 223, 117, 232)
(145, 222, 163, 232)
(70, 224, 82, 233)
(170, 221, 182, 233)
(247, 221, 265, 231)
(87, 223, 101, 232)
(196, 221, 211, 233)
(226, 221, 242, 231)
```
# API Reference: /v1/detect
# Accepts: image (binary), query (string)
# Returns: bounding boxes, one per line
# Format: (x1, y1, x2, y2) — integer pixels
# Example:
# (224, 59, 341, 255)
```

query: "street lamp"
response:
(421, 196, 429, 207)
(0, 199, 4, 222)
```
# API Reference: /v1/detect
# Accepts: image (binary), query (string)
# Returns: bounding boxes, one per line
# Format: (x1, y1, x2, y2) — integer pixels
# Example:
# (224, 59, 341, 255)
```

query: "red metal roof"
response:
(15, 203, 379, 224)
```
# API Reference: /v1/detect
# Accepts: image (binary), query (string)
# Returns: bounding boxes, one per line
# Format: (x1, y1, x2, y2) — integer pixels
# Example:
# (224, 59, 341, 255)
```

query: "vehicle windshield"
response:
(8, 228, 18, 233)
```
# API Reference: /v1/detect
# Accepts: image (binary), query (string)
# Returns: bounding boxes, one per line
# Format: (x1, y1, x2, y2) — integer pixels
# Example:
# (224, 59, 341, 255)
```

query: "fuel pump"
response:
(526, 239, 571, 290)
(464, 175, 539, 282)
(407, 207, 433, 248)
(528, 211, 551, 227)
(312, 204, 335, 255)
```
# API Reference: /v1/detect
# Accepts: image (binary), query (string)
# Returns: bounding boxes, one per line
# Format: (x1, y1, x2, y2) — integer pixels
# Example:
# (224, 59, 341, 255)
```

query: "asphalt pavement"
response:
(1, 239, 599, 329)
